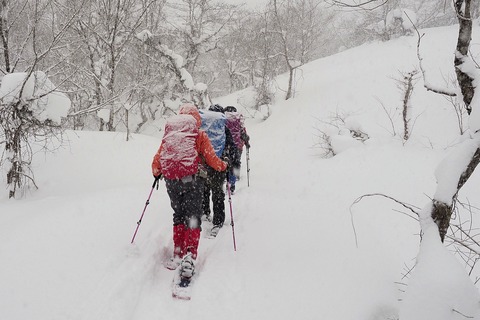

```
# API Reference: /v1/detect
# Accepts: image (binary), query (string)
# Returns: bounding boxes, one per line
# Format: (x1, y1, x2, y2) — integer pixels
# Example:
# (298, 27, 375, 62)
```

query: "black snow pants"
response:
(202, 169, 226, 227)
(165, 175, 205, 229)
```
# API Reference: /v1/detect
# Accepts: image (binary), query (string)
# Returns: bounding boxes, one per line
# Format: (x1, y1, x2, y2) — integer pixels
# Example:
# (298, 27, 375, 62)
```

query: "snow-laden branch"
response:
(0, 71, 71, 124)
(135, 30, 210, 108)
(434, 135, 480, 205)
(405, 12, 457, 97)
(326, 0, 389, 10)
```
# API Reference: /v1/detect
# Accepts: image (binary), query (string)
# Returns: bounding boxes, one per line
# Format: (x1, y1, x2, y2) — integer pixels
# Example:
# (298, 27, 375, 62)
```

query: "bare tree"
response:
(67, 0, 156, 132)
(166, 0, 239, 75)
(216, 9, 254, 94)
(254, 11, 278, 109)
(268, 0, 329, 100)
(131, 28, 212, 110)
(395, 70, 419, 142)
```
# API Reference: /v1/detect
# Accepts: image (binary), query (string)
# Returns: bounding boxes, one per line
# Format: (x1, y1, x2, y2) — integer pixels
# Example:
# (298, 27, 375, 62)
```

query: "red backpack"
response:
(160, 114, 199, 179)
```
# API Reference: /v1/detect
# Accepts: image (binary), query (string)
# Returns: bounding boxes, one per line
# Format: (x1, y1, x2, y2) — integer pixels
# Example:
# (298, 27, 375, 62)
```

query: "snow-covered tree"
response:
(66, 0, 156, 132)
(259, 0, 334, 100)
(331, 0, 479, 47)
(166, 0, 239, 75)
(0, 0, 80, 198)
(215, 10, 253, 94)
(0, 72, 71, 198)
(136, 30, 210, 110)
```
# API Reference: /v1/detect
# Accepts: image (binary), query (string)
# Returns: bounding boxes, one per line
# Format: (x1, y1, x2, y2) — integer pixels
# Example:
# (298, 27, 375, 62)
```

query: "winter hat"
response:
(224, 105, 237, 113)
(179, 104, 201, 128)
(209, 104, 224, 113)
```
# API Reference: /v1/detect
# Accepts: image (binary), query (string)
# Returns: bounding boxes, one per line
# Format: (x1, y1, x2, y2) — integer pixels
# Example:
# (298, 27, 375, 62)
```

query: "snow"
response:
(180, 68, 194, 89)
(433, 135, 480, 204)
(136, 30, 152, 42)
(2, 24, 480, 320)
(401, 204, 480, 320)
(386, 8, 417, 33)
(0, 71, 71, 124)
(330, 132, 364, 154)
(194, 82, 208, 92)
(97, 108, 110, 122)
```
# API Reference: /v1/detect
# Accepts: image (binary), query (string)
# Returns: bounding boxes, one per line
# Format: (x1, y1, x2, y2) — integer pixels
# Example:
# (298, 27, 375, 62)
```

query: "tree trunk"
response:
(3, 104, 25, 199)
(285, 67, 294, 100)
(402, 71, 415, 142)
(431, 0, 479, 242)
(0, 0, 11, 73)
(431, 200, 453, 242)
(5, 126, 22, 199)
(125, 107, 130, 141)
(454, 0, 474, 113)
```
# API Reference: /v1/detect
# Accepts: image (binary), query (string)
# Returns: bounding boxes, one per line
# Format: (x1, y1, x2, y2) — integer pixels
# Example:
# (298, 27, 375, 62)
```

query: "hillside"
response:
(1, 24, 480, 320)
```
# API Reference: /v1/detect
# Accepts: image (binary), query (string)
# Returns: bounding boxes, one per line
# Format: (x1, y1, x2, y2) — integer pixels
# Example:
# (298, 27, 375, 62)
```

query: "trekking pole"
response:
(131, 177, 160, 244)
(246, 147, 250, 187)
(226, 174, 237, 251)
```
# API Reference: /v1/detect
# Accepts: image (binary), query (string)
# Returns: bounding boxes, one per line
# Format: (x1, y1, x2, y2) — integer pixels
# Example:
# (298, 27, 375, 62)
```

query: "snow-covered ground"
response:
(2, 24, 480, 320)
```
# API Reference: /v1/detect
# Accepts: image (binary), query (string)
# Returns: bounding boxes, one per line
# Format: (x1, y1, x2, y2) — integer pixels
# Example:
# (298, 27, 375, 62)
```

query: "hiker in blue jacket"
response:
(200, 104, 239, 237)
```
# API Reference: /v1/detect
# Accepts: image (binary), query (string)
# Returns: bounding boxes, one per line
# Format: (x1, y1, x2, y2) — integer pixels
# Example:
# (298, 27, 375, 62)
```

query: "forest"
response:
(0, 0, 477, 199)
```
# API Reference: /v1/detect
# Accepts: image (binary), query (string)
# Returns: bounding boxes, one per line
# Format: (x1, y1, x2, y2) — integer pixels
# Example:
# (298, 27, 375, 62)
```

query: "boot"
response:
(209, 225, 221, 238)
(184, 228, 201, 260)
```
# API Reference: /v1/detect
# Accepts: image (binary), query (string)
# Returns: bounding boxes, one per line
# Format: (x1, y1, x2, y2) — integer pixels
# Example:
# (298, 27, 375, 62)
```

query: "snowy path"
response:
(0, 123, 431, 320)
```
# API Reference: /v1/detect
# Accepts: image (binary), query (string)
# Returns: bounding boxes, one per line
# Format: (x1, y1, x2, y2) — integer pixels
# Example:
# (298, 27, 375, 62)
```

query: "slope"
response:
(1, 24, 480, 320)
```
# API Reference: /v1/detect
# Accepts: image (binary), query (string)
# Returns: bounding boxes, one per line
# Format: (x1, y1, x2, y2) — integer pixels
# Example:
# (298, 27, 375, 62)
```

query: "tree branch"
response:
(406, 12, 456, 97)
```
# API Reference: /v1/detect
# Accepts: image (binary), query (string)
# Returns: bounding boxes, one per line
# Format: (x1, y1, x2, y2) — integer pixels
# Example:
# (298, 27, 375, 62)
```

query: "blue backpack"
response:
(199, 110, 226, 157)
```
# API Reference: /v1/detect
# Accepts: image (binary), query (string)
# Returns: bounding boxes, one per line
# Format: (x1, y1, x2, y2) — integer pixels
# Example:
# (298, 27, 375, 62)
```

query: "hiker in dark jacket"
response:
(224, 105, 250, 193)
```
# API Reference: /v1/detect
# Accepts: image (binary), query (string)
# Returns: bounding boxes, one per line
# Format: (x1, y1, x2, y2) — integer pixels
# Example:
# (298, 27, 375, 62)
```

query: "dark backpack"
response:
(159, 114, 199, 179)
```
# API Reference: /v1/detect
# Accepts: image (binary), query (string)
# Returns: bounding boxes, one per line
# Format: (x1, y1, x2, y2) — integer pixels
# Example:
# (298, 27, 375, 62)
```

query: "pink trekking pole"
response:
(131, 177, 160, 244)
(226, 176, 237, 251)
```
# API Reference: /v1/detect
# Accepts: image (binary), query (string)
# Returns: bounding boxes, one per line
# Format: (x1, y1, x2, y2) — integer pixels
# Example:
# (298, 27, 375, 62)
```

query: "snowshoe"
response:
(172, 254, 195, 300)
(209, 225, 221, 238)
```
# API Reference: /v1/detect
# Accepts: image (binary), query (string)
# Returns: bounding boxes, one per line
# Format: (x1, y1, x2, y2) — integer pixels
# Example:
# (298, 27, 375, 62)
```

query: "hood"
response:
(179, 104, 201, 128)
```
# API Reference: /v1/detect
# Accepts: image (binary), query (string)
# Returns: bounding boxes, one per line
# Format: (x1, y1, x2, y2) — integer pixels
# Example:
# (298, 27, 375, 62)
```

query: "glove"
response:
(152, 174, 162, 189)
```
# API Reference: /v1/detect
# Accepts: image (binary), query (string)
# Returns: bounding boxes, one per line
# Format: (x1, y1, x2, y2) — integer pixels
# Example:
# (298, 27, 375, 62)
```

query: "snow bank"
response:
(401, 204, 480, 320)
(0, 71, 71, 124)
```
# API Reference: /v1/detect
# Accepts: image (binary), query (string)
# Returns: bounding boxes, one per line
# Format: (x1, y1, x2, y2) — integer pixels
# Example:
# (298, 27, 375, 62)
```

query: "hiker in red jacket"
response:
(152, 104, 227, 280)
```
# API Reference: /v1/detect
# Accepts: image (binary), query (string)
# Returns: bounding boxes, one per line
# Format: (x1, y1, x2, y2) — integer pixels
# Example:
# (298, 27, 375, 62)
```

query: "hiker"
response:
(223, 105, 250, 193)
(151, 104, 227, 280)
(199, 104, 239, 237)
